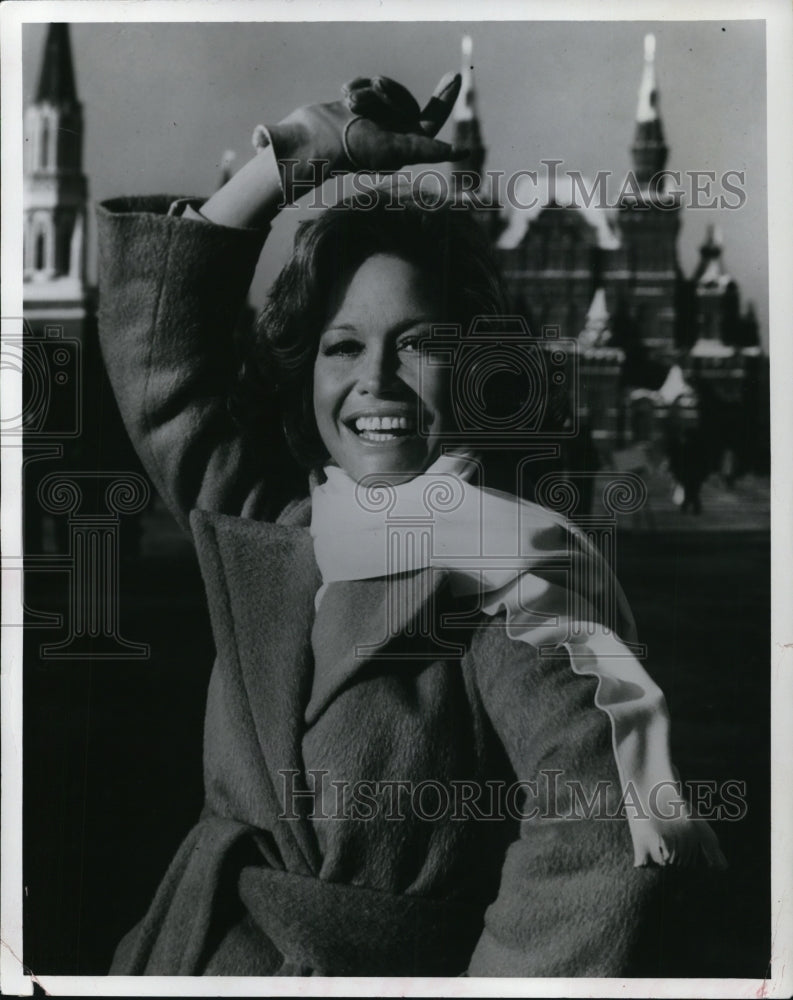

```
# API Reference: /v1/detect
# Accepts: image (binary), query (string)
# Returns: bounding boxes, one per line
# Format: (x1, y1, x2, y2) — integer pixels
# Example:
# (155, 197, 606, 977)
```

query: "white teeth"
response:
(360, 430, 397, 441)
(353, 415, 414, 433)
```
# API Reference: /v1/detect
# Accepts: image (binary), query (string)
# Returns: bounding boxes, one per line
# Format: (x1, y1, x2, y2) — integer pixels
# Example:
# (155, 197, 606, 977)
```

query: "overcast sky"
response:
(22, 18, 767, 343)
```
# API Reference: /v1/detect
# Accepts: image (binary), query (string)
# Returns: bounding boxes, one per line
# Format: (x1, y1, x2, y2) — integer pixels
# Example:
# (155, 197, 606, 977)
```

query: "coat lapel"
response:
(190, 509, 322, 874)
(305, 567, 470, 724)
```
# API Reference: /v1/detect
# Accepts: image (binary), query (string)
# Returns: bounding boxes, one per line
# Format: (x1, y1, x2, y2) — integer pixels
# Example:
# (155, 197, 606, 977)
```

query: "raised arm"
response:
(96, 185, 293, 529)
(96, 73, 465, 529)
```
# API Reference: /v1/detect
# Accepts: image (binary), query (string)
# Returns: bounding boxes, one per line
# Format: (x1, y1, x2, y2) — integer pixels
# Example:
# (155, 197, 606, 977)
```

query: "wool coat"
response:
(96, 196, 670, 978)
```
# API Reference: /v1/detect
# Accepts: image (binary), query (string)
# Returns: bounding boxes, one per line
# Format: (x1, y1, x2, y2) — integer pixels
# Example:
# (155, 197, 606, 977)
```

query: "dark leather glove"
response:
(257, 71, 465, 179)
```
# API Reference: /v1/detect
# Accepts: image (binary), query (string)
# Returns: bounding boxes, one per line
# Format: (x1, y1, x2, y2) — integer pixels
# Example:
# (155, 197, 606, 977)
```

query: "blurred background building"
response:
(22, 24, 152, 561)
(450, 33, 769, 519)
(22, 24, 770, 540)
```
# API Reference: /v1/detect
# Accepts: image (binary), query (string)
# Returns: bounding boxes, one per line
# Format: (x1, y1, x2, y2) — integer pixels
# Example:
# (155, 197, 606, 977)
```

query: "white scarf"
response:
(310, 453, 726, 869)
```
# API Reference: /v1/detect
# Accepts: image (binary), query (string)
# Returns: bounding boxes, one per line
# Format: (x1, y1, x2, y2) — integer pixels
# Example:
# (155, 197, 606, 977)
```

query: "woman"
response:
(97, 71, 723, 978)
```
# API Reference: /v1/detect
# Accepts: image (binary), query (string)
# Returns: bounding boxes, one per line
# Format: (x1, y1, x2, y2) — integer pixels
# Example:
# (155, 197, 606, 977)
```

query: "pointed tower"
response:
(691, 225, 740, 347)
(693, 224, 729, 287)
(576, 286, 625, 452)
(24, 23, 89, 313)
(451, 35, 487, 198)
(631, 33, 669, 188)
(604, 33, 683, 364)
(578, 288, 613, 350)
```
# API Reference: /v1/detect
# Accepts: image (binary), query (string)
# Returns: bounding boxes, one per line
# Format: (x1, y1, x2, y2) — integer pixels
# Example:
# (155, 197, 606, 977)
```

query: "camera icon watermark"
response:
(418, 315, 577, 445)
(0, 318, 81, 440)
(2, 317, 150, 659)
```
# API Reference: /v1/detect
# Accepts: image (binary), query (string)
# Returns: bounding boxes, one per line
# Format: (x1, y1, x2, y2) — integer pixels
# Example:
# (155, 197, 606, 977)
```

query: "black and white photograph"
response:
(1, 1, 791, 996)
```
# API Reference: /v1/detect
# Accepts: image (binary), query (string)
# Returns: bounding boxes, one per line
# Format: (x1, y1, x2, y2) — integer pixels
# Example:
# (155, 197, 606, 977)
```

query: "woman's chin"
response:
(339, 438, 440, 484)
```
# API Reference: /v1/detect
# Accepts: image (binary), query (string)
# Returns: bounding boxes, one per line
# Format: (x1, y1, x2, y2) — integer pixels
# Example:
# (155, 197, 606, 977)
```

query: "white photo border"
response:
(2, 1, 791, 997)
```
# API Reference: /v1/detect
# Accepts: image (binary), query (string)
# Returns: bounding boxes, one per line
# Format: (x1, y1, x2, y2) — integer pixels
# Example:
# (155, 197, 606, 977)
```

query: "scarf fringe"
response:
(633, 815, 729, 869)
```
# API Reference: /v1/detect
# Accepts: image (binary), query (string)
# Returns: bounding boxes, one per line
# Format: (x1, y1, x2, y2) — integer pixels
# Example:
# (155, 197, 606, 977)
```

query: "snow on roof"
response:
(586, 287, 609, 324)
(697, 257, 732, 290)
(657, 364, 695, 404)
(496, 171, 621, 251)
(689, 338, 736, 359)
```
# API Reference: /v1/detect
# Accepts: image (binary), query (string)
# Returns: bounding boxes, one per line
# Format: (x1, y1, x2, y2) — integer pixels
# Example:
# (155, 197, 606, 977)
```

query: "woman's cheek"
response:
(425, 367, 455, 438)
(312, 364, 337, 448)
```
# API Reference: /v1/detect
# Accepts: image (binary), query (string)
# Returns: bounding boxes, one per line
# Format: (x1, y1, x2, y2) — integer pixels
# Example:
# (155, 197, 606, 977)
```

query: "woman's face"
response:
(313, 253, 453, 483)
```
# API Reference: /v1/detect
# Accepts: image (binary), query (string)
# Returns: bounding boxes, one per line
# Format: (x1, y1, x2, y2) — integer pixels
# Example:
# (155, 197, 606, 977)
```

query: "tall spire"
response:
(35, 23, 78, 105)
(579, 287, 614, 349)
(631, 33, 668, 187)
(457, 34, 478, 122)
(695, 225, 731, 288)
(24, 22, 87, 290)
(692, 224, 740, 347)
(636, 33, 659, 123)
(452, 34, 486, 193)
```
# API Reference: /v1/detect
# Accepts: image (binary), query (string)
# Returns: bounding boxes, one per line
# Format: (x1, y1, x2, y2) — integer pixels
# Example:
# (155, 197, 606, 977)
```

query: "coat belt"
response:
(238, 863, 485, 976)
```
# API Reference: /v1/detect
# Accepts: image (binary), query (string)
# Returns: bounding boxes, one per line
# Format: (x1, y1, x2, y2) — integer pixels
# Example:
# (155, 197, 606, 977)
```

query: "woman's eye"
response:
(398, 335, 425, 354)
(323, 339, 362, 357)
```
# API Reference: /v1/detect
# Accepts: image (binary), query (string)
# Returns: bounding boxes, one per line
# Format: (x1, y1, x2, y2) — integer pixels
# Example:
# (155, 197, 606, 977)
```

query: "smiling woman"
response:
(313, 252, 449, 482)
(95, 70, 725, 979)
(235, 185, 505, 482)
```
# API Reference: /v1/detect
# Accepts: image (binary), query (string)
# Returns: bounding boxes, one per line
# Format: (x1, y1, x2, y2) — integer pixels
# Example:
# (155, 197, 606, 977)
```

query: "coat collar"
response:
(189, 508, 322, 873)
(189, 506, 471, 727)
(306, 570, 470, 724)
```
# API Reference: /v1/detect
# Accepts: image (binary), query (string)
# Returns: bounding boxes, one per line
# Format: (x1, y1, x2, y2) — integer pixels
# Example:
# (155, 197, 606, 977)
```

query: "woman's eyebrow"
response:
(321, 322, 359, 335)
(322, 317, 436, 337)
(389, 316, 436, 336)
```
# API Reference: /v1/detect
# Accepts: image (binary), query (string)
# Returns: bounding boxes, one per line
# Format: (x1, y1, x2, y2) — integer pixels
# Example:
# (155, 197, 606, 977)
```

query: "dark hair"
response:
(232, 189, 507, 471)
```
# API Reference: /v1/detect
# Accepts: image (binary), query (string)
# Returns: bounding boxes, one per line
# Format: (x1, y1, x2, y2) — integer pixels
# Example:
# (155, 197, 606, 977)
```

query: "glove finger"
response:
(390, 131, 463, 166)
(343, 76, 421, 132)
(345, 118, 468, 171)
(347, 89, 395, 118)
(419, 71, 462, 136)
(342, 77, 372, 97)
(371, 76, 422, 122)
(347, 89, 418, 133)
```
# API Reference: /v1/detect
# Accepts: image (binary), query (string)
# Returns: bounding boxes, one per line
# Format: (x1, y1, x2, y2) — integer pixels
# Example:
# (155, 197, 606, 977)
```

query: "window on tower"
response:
(57, 220, 73, 276)
(40, 119, 50, 170)
(35, 231, 46, 272)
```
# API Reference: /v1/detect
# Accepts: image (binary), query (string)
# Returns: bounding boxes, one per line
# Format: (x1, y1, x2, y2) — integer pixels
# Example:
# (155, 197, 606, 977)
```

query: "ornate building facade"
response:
(23, 24, 147, 557)
(452, 33, 768, 479)
(24, 23, 93, 337)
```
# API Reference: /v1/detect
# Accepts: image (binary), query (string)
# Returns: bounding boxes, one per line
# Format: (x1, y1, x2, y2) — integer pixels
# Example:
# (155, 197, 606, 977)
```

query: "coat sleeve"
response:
(96, 195, 302, 530)
(465, 622, 665, 977)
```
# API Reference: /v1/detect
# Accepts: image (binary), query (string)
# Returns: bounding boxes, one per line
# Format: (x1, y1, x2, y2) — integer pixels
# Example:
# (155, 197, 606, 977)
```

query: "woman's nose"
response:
(357, 345, 400, 396)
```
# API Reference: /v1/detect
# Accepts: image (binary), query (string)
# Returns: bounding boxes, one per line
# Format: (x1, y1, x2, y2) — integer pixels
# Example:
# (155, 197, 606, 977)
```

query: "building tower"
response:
(451, 35, 487, 200)
(630, 32, 669, 185)
(604, 33, 684, 362)
(22, 24, 143, 559)
(576, 287, 626, 454)
(691, 225, 740, 347)
(24, 23, 91, 331)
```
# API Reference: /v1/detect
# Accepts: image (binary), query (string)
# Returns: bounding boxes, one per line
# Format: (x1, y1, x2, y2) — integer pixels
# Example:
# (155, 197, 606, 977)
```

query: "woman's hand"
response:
(198, 72, 464, 230)
(261, 71, 465, 177)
